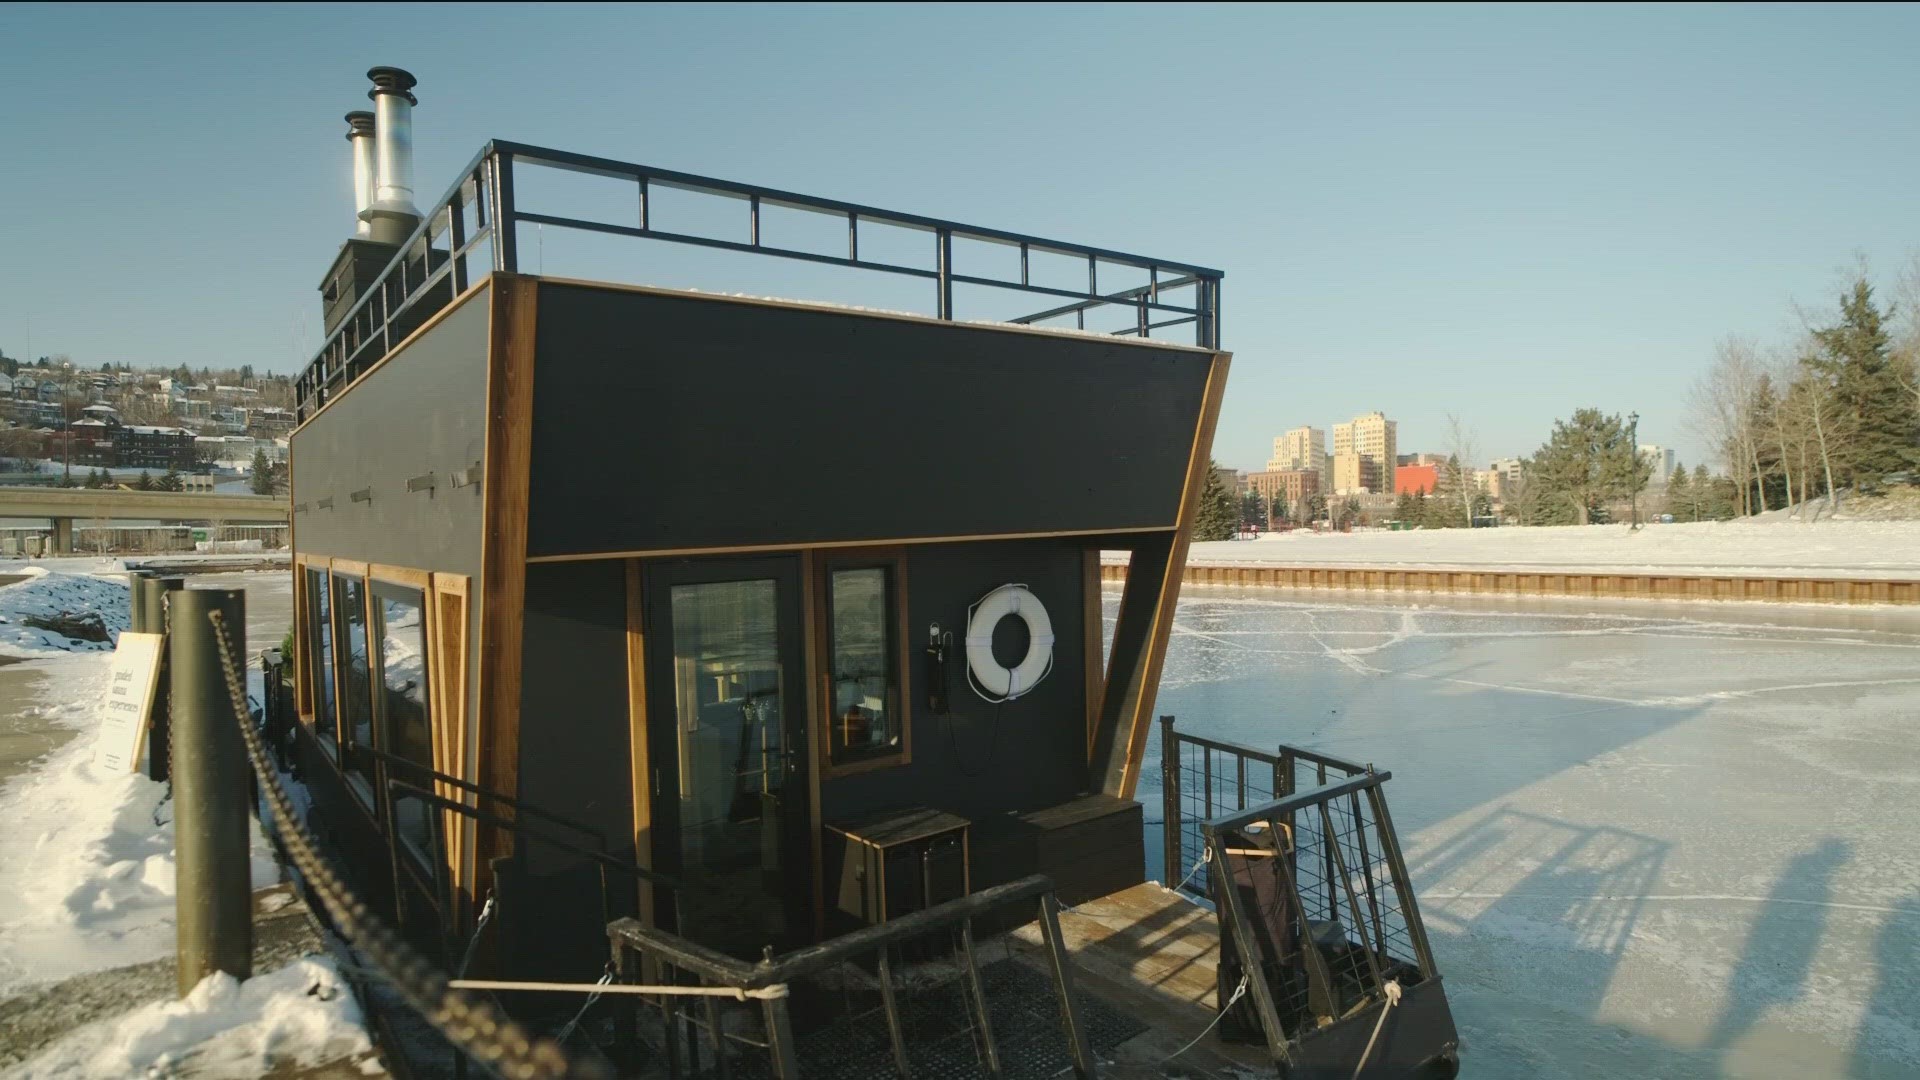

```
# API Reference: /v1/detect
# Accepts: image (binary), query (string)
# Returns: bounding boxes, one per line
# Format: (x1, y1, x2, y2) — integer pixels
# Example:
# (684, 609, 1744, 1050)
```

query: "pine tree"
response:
(136, 470, 152, 491)
(1192, 460, 1239, 541)
(1668, 463, 1691, 520)
(1525, 408, 1651, 525)
(250, 449, 274, 495)
(159, 468, 181, 492)
(1807, 279, 1920, 485)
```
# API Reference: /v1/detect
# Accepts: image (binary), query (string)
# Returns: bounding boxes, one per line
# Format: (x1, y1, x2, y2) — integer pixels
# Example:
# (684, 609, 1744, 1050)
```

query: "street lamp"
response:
(1628, 411, 1640, 531)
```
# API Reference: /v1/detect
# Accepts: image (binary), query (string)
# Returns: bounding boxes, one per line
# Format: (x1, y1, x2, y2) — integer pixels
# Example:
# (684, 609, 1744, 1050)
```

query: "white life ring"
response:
(966, 584, 1055, 702)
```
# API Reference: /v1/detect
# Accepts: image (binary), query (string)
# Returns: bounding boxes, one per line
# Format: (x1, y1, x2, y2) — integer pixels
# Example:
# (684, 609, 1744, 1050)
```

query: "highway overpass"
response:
(0, 487, 287, 553)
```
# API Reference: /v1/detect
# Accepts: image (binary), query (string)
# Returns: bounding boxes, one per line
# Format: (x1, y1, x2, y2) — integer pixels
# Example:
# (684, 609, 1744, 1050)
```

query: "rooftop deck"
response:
(296, 140, 1224, 421)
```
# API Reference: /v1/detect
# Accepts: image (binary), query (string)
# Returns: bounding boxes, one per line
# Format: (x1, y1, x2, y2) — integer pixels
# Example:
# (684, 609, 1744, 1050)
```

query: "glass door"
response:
(644, 557, 810, 956)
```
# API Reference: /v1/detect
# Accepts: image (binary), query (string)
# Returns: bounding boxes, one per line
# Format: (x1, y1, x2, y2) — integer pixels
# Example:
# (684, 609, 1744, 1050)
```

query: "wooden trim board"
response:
(474, 273, 540, 874)
(524, 525, 1174, 565)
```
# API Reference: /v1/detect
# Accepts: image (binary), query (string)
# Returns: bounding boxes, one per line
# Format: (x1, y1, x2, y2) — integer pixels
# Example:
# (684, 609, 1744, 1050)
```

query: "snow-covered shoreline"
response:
(0, 570, 372, 1077)
(1168, 519, 1920, 581)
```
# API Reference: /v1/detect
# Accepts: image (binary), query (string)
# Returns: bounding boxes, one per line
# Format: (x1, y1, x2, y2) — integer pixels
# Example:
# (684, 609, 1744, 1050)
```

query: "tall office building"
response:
(1333, 412, 1398, 493)
(1639, 445, 1675, 487)
(1268, 426, 1324, 471)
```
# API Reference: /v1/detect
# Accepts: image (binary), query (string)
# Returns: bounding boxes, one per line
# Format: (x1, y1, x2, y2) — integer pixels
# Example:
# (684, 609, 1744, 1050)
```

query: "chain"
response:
(207, 610, 603, 1080)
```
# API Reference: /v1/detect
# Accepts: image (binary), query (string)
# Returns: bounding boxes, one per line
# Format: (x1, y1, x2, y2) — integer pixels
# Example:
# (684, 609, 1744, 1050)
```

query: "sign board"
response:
(95, 631, 164, 773)
(190, 529, 210, 542)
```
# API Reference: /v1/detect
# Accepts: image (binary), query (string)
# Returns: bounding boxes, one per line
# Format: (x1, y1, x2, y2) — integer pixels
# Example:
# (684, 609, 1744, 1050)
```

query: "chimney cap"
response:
(366, 66, 418, 105)
(344, 110, 376, 141)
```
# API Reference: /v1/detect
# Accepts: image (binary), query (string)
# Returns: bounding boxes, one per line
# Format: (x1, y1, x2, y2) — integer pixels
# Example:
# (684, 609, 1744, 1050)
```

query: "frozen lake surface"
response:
(1126, 587, 1920, 1079)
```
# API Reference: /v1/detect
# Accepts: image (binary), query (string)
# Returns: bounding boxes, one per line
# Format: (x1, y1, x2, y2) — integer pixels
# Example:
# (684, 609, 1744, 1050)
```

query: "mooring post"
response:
(140, 576, 184, 783)
(127, 570, 152, 632)
(171, 586, 252, 995)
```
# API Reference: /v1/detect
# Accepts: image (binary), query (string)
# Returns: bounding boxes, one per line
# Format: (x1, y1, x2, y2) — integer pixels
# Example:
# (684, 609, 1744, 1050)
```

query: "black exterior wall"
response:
(525, 283, 1213, 557)
(289, 288, 490, 579)
(290, 287, 492, 782)
(821, 538, 1091, 824)
(504, 559, 639, 983)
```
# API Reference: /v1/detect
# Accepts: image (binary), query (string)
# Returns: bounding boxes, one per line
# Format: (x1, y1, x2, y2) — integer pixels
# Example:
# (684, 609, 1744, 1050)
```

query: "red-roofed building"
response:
(1395, 463, 1438, 495)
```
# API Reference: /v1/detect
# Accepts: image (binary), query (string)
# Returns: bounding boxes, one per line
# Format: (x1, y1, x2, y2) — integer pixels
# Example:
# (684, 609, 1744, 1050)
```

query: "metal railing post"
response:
(492, 151, 519, 272)
(171, 588, 251, 995)
(1160, 716, 1181, 887)
(935, 228, 953, 319)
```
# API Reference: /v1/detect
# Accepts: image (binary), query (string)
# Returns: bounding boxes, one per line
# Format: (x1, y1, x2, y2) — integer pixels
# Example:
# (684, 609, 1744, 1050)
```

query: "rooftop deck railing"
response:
(296, 140, 1225, 420)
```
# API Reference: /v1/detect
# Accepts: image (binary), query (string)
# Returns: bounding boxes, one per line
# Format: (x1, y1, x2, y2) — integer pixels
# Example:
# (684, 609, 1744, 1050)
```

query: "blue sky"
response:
(3, 3, 1917, 469)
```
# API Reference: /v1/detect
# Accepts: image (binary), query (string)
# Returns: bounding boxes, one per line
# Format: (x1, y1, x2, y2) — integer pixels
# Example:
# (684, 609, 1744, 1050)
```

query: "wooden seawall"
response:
(1100, 562, 1920, 605)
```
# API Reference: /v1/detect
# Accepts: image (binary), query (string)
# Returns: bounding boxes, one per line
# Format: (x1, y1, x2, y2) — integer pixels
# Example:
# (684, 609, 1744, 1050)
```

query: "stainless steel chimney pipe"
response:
(345, 111, 376, 239)
(362, 66, 420, 245)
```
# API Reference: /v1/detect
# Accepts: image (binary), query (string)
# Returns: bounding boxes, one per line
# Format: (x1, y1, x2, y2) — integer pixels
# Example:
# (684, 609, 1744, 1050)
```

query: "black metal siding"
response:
(289, 292, 489, 579)
(526, 284, 1211, 557)
(821, 539, 1089, 823)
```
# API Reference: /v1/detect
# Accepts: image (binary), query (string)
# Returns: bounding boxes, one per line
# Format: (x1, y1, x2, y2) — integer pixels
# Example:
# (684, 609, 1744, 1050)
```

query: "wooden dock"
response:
(1008, 883, 1268, 1076)
(1102, 562, 1920, 605)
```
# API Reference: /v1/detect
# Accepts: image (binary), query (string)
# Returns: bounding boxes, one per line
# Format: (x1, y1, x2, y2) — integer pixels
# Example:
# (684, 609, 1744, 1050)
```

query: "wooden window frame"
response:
(813, 552, 912, 778)
(329, 565, 379, 817)
(430, 574, 472, 911)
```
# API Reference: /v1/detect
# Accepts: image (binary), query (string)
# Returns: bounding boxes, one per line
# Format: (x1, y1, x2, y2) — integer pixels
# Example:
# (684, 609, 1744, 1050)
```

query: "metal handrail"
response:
(607, 873, 1097, 1080)
(1203, 771, 1390, 836)
(297, 139, 1225, 419)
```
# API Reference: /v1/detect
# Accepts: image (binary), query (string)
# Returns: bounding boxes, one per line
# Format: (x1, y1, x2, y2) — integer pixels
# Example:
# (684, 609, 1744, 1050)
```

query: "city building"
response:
(1332, 452, 1380, 494)
(1395, 463, 1438, 495)
(1333, 411, 1398, 493)
(1268, 426, 1326, 480)
(117, 425, 198, 471)
(1214, 465, 1244, 495)
(1639, 445, 1675, 486)
(1246, 468, 1321, 523)
(1483, 458, 1524, 503)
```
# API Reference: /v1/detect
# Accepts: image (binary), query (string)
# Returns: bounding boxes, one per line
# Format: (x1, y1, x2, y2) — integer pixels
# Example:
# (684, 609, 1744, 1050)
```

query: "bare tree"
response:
(1444, 414, 1480, 527)
(1690, 337, 1766, 516)
(1892, 252, 1920, 416)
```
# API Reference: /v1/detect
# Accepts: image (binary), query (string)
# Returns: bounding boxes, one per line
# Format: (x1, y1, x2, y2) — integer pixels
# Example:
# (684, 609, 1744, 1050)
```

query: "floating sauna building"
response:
(288, 69, 1227, 983)
(288, 69, 1466, 1080)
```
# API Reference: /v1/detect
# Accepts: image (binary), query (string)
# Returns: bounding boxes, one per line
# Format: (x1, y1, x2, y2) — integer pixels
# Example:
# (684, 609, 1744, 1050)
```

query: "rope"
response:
(1170, 852, 1210, 894)
(1349, 978, 1403, 1080)
(1157, 974, 1248, 1064)
(456, 892, 496, 978)
(450, 979, 790, 1001)
(552, 967, 614, 1046)
(207, 611, 602, 1080)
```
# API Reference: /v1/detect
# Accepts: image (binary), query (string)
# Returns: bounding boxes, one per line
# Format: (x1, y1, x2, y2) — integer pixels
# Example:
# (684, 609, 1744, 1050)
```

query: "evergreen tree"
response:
(1306, 491, 1328, 525)
(250, 449, 274, 495)
(1668, 463, 1692, 520)
(1524, 408, 1651, 525)
(1192, 460, 1238, 541)
(1394, 490, 1419, 523)
(1239, 490, 1266, 528)
(136, 470, 152, 491)
(1807, 278, 1920, 485)
(159, 468, 182, 492)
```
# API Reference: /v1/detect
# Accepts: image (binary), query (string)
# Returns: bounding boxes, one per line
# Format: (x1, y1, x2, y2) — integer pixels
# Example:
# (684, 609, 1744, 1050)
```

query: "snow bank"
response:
(0, 570, 129, 659)
(1176, 519, 1920, 580)
(1, 957, 372, 1079)
(0, 657, 279, 998)
(192, 539, 264, 554)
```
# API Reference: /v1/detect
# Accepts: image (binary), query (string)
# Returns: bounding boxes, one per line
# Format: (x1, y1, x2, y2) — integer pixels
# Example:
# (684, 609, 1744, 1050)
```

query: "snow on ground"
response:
(0, 571, 280, 999)
(1176, 518, 1920, 579)
(1138, 587, 1920, 1078)
(0, 569, 129, 659)
(1, 957, 371, 1079)
(0, 656, 279, 999)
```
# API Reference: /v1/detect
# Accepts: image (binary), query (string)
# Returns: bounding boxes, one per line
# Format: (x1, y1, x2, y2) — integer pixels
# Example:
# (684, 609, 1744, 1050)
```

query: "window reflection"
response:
(334, 574, 375, 809)
(828, 566, 898, 762)
(307, 568, 336, 759)
(377, 588, 434, 868)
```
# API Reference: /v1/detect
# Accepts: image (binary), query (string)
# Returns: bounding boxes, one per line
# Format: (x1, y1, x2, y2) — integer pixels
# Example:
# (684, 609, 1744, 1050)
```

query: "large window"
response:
(333, 573, 375, 809)
(305, 567, 337, 761)
(374, 583, 434, 869)
(823, 561, 906, 770)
